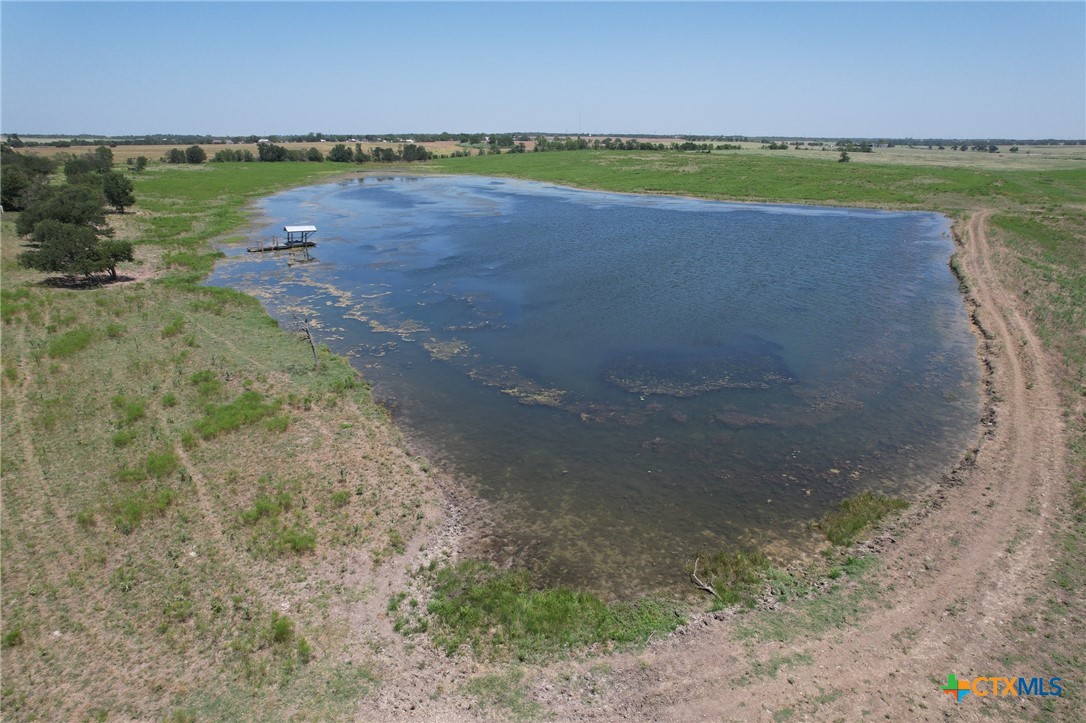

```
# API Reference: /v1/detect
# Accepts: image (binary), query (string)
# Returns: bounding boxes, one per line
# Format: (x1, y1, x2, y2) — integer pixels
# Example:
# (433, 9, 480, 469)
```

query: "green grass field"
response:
(2, 149, 1084, 719)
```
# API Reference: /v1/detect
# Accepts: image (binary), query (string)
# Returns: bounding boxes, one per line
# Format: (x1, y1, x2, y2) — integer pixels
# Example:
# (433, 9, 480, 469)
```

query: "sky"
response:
(1, 1, 1083, 139)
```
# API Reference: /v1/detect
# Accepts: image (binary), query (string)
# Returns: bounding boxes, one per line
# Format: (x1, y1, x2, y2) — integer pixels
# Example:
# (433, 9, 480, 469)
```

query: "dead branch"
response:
(293, 315, 320, 370)
(690, 557, 720, 598)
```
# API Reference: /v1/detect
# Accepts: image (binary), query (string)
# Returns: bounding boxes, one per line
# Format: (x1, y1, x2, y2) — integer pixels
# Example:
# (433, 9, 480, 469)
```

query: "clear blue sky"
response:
(2, 1, 1083, 138)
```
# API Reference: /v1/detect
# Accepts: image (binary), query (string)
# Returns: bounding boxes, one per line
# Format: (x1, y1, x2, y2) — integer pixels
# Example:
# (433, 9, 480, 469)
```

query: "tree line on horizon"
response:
(7, 132, 1082, 150)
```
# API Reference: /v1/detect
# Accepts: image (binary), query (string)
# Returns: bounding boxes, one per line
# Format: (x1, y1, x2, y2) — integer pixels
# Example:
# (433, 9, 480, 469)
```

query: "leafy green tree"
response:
(838, 150, 851, 163)
(95, 239, 136, 280)
(1, 147, 56, 210)
(15, 185, 108, 236)
(402, 144, 431, 162)
(18, 220, 102, 277)
(134, 156, 149, 172)
(164, 148, 186, 163)
(185, 145, 207, 164)
(1, 165, 31, 210)
(17, 220, 133, 280)
(103, 171, 135, 213)
(306, 147, 325, 162)
(257, 143, 289, 162)
(328, 143, 354, 163)
(94, 146, 114, 168)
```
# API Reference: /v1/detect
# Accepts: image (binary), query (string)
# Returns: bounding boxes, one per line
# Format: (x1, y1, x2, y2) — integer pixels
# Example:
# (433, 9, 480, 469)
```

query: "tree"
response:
(838, 150, 851, 163)
(15, 185, 108, 236)
(257, 143, 289, 162)
(103, 171, 135, 213)
(96, 239, 136, 280)
(402, 143, 431, 162)
(1, 147, 56, 211)
(17, 220, 132, 280)
(164, 148, 186, 163)
(1, 165, 31, 211)
(306, 147, 325, 162)
(328, 143, 354, 163)
(185, 145, 207, 164)
(18, 220, 102, 278)
(134, 156, 149, 172)
(94, 145, 114, 169)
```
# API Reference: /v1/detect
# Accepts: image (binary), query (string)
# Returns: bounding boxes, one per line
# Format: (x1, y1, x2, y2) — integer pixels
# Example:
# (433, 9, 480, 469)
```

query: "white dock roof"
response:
(284, 225, 317, 233)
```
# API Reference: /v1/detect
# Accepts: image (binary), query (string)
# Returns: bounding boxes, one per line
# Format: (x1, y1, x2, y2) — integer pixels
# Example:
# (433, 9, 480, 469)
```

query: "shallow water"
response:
(207, 175, 980, 596)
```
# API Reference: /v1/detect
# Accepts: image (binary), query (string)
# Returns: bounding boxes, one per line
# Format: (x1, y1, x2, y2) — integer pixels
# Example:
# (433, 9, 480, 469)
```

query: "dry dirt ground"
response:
(348, 210, 1072, 721)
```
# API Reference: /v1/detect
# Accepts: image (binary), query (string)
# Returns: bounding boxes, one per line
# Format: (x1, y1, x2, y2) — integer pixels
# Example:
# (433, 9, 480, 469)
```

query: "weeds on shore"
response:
(687, 549, 772, 608)
(422, 561, 682, 661)
(817, 491, 909, 546)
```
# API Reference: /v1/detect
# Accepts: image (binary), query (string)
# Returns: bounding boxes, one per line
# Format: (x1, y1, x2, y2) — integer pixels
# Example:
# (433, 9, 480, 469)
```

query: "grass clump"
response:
(111, 487, 178, 534)
(688, 548, 773, 608)
(145, 449, 179, 479)
(161, 317, 186, 338)
(112, 429, 137, 449)
(193, 390, 280, 440)
(818, 491, 909, 546)
(239, 486, 316, 556)
(426, 560, 682, 660)
(47, 327, 94, 358)
(111, 394, 146, 426)
(2, 629, 23, 649)
(240, 491, 293, 525)
(189, 369, 223, 399)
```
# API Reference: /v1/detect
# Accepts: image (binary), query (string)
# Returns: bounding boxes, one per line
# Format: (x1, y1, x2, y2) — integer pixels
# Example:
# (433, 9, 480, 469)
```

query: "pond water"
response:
(207, 175, 980, 597)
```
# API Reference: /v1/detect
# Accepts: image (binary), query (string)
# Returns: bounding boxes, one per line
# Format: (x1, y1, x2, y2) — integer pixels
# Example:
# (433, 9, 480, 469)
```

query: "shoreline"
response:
(215, 170, 991, 596)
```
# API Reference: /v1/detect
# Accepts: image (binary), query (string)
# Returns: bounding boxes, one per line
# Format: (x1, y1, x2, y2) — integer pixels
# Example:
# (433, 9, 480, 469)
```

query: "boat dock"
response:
(247, 225, 317, 253)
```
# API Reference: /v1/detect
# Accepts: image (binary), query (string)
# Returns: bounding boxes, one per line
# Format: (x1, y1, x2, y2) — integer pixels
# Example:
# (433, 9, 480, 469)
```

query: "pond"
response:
(207, 175, 981, 597)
